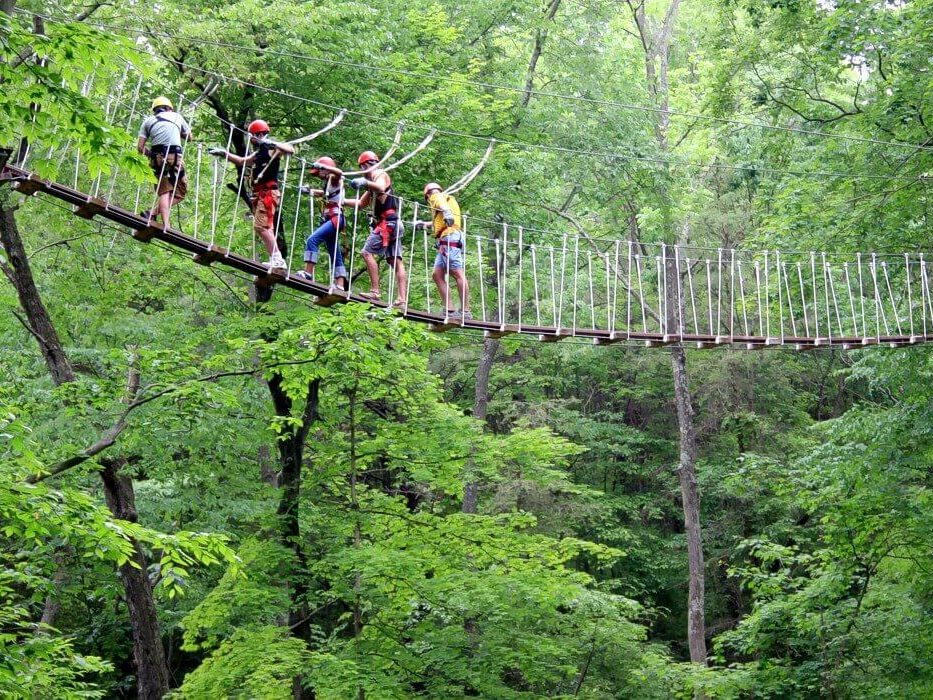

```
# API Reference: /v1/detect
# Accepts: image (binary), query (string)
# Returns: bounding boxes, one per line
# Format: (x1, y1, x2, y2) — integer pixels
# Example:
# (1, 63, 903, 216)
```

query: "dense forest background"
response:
(2, 0, 933, 697)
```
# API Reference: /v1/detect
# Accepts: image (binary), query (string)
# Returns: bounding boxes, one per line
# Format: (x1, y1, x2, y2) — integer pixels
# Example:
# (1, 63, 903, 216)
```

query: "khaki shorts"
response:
(253, 189, 280, 234)
(150, 152, 188, 199)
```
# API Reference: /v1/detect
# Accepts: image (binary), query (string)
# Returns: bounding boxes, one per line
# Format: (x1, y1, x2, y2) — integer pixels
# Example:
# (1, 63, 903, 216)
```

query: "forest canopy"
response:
(2, 0, 933, 698)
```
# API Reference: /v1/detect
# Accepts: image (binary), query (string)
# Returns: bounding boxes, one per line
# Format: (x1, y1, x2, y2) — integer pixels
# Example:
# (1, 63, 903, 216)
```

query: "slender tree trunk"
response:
(463, 336, 499, 513)
(266, 371, 319, 700)
(0, 196, 75, 384)
(671, 346, 706, 663)
(626, 0, 707, 664)
(100, 459, 171, 700)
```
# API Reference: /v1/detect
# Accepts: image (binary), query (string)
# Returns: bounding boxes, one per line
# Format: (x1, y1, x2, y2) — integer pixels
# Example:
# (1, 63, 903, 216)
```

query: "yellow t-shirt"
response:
(427, 192, 461, 239)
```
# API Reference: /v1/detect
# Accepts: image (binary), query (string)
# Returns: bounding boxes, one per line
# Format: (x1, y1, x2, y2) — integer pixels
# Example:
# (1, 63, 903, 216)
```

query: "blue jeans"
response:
(305, 213, 348, 279)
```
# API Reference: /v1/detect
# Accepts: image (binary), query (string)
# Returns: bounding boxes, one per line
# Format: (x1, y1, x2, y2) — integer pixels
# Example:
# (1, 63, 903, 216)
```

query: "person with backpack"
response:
(418, 183, 471, 319)
(293, 157, 348, 290)
(346, 150, 408, 306)
(208, 119, 293, 269)
(137, 96, 192, 230)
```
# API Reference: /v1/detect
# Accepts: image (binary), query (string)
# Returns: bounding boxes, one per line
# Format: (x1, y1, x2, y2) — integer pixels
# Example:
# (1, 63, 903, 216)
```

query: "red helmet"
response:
(357, 150, 379, 166)
(423, 182, 442, 199)
(247, 119, 270, 135)
(312, 156, 337, 170)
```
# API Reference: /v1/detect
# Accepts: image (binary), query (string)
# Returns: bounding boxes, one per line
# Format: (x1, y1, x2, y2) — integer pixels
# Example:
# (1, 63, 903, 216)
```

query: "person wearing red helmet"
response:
(208, 119, 294, 269)
(293, 157, 348, 290)
(417, 183, 470, 319)
(345, 150, 408, 306)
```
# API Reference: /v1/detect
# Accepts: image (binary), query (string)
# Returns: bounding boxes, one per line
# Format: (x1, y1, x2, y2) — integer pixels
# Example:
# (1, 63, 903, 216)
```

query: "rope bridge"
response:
(3, 66, 932, 350)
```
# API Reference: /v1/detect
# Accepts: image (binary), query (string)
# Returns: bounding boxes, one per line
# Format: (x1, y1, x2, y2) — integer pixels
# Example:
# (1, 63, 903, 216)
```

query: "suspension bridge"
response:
(3, 56, 932, 350)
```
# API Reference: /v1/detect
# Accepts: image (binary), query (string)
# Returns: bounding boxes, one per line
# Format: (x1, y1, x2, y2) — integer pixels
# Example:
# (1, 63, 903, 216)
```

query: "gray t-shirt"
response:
(138, 111, 190, 148)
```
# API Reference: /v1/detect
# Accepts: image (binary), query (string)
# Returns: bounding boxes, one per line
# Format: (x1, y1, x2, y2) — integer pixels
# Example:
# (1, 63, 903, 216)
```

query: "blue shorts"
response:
(433, 232, 464, 271)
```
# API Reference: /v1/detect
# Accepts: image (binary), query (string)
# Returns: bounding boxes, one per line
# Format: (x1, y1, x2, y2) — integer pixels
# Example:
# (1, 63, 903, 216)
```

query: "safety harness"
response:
(322, 176, 345, 230)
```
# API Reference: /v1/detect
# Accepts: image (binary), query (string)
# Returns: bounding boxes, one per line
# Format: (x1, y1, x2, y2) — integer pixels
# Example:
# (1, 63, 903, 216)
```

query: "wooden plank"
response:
(314, 288, 349, 306)
(14, 177, 46, 195)
(131, 226, 160, 243)
(485, 324, 521, 339)
(192, 245, 229, 266)
(74, 198, 106, 219)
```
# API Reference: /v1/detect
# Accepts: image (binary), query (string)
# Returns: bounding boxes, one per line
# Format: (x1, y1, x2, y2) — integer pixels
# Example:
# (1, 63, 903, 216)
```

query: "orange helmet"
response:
(357, 150, 379, 166)
(423, 182, 442, 199)
(313, 156, 336, 170)
(247, 119, 270, 135)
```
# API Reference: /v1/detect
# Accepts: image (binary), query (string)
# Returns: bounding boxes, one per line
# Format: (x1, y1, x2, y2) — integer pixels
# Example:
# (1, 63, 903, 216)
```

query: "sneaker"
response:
(267, 255, 287, 269)
(293, 270, 313, 281)
(459, 310, 473, 320)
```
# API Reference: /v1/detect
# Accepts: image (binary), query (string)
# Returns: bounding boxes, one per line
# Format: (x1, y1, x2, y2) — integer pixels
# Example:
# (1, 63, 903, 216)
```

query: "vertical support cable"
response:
(517, 227, 524, 329)
(588, 254, 595, 329)
(881, 260, 902, 336)
(810, 252, 820, 340)
(738, 260, 750, 336)
(844, 262, 858, 337)
(675, 245, 684, 338)
(686, 256, 698, 334)
(572, 235, 579, 335)
(611, 240, 620, 336)
(660, 246, 667, 337)
(636, 253, 648, 333)
(626, 241, 633, 339)
(821, 253, 832, 343)
(764, 251, 771, 340)
(549, 245, 557, 327)
(797, 262, 810, 338)
(288, 161, 306, 274)
(827, 260, 843, 341)
(754, 259, 763, 338)
(716, 248, 723, 335)
(558, 234, 568, 330)
(775, 251, 784, 342)
(729, 249, 736, 339)
(406, 201, 419, 309)
(193, 144, 202, 242)
(705, 258, 713, 335)
(921, 255, 932, 339)
(532, 244, 541, 326)
(477, 234, 487, 322)
(500, 224, 509, 326)
(783, 262, 798, 338)
(857, 252, 866, 337)
(906, 253, 915, 339)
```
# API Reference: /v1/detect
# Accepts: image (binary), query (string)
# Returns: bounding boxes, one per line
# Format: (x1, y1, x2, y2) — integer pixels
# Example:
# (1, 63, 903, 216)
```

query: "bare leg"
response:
(362, 252, 380, 292)
(433, 267, 452, 311)
(157, 192, 172, 229)
(452, 269, 470, 312)
(389, 258, 408, 303)
(257, 228, 280, 258)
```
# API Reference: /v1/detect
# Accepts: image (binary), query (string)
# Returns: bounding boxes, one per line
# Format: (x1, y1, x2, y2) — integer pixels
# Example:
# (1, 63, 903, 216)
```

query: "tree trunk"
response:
(463, 337, 499, 514)
(0, 196, 75, 384)
(1, 186, 171, 689)
(266, 372, 319, 700)
(671, 346, 706, 664)
(626, 0, 707, 665)
(100, 459, 171, 700)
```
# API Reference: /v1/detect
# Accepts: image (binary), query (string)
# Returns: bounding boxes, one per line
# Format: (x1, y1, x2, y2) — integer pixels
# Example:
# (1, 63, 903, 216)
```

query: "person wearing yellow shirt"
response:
(418, 182, 471, 319)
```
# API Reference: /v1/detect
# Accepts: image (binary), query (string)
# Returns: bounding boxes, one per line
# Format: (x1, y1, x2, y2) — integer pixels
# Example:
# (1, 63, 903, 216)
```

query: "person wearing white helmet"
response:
(137, 96, 192, 230)
(418, 183, 470, 319)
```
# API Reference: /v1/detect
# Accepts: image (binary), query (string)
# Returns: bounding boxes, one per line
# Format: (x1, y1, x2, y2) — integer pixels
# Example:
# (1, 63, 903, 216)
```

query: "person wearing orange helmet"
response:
(293, 157, 348, 290)
(418, 183, 470, 319)
(137, 96, 192, 229)
(345, 150, 408, 306)
(208, 118, 294, 269)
